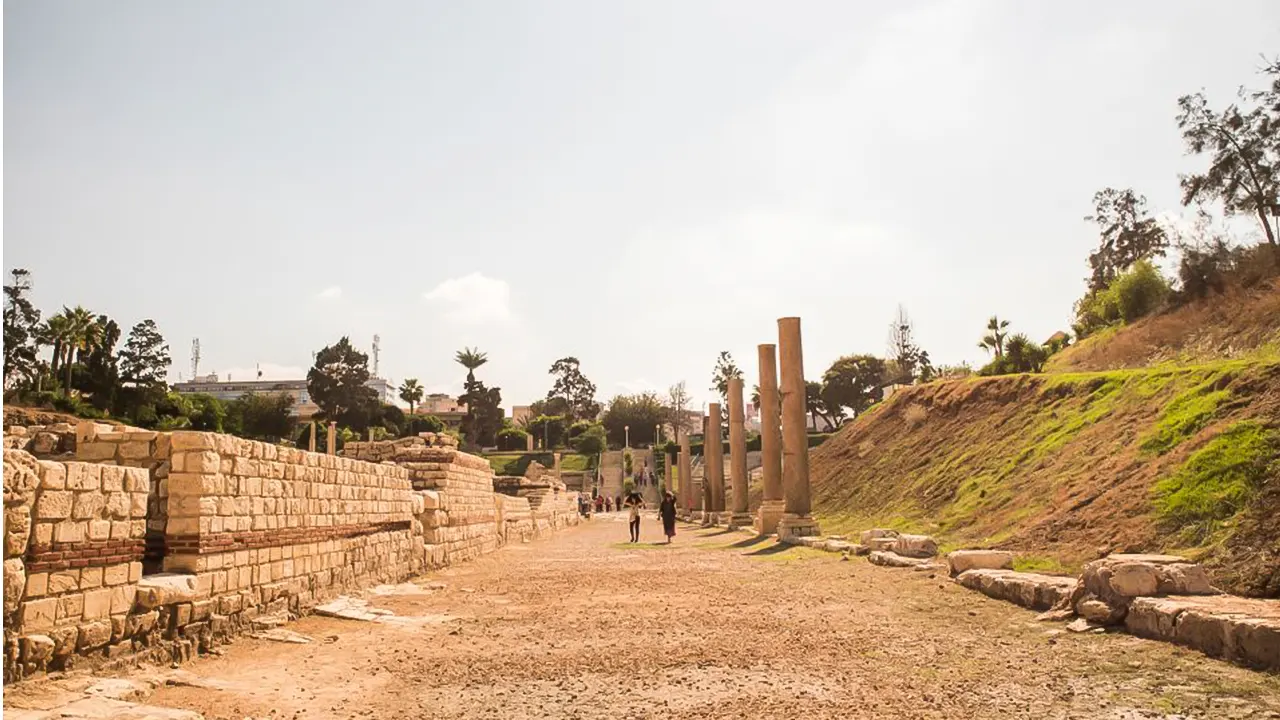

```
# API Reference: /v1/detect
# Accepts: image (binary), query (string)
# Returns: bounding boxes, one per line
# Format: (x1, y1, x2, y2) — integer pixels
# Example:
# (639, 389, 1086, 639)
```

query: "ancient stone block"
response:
(135, 574, 200, 610)
(893, 534, 938, 558)
(25, 571, 48, 599)
(103, 564, 130, 586)
(66, 463, 101, 491)
(37, 461, 67, 490)
(20, 634, 54, 666)
(110, 585, 137, 614)
(82, 588, 112, 620)
(76, 619, 112, 650)
(19, 597, 58, 631)
(49, 570, 80, 595)
(5, 558, 26, 614)
(80, 567, 104, 589)
(947, 550, 1015, 576)
(53, 521, 85, 544)
(34, 490, 73, 520)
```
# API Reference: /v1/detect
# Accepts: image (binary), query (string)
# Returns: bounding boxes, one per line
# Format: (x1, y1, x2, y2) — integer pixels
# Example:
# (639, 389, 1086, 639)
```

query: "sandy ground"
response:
(10, 514, 1280, 719)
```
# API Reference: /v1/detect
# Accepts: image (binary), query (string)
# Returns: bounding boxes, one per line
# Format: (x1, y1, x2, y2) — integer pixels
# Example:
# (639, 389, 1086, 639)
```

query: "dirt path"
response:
(14, 514, 1280, 719)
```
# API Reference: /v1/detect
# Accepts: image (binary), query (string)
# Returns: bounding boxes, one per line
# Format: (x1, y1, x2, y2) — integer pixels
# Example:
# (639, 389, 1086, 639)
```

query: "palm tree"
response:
(454, 347, 488, 384)
(398, 378, 424, 414)
(61, 306, 101, 395)
(40, 313, 71, 385)
(978, 315, 1010, 358)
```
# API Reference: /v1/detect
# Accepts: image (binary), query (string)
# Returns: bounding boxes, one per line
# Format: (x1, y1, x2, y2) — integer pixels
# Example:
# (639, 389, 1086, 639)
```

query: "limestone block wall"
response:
(494, 494, 534, 545)
(4, 449, 150, 680)
(161, 431, 420, 609)
(76, 423, 172, 571)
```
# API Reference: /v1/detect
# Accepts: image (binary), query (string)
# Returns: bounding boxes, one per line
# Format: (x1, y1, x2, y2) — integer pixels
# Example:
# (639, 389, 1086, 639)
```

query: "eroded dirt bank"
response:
(8, 514, 1280, 719)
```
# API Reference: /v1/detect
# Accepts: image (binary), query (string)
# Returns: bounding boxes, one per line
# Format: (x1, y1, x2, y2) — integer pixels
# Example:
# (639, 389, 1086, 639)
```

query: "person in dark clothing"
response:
(624, 490, 645, 542)
(659, 490, 677, 543)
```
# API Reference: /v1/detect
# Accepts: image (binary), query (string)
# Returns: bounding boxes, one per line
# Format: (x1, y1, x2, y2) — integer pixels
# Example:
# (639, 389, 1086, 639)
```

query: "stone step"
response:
(954, 569, 1078, 611)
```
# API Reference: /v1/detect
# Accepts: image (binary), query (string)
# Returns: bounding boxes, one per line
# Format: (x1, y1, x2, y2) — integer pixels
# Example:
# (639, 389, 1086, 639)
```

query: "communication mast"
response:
(191, 339, 201, 379)
(372, 334, 381, 378)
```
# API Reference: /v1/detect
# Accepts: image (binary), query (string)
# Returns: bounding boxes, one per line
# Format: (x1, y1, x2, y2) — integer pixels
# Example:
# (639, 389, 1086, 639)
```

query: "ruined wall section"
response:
(4, 449, 152, 680)
(161, 431, 419, 605)
(75, 424, 172, 572)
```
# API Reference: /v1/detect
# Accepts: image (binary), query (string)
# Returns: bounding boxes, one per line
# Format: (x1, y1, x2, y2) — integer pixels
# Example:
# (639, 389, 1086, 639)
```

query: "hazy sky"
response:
(5, 1, 1279, 409)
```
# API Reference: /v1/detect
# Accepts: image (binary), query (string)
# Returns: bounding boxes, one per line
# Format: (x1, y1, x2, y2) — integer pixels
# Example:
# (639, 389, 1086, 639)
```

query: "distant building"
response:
(415, 393, 468, 429)
(511, 405, 534, 425)
(173, 374, 397, 420)
(172, 375, 319, 419)
(366, 377, 395, 405)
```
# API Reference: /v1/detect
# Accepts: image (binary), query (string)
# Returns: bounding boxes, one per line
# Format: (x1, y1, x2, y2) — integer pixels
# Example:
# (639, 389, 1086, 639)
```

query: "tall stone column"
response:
(326, 421, 337, 457)
(679, 429, 693, 519)
(553, 452, 562, 479)
(754, 343, 785, 535)
(727, 378, 752, 529)
(704, 402, 725, 525)
(308, 421, 317, 453)
(777, 317, 820, 540)
(664, 450, 674, 494)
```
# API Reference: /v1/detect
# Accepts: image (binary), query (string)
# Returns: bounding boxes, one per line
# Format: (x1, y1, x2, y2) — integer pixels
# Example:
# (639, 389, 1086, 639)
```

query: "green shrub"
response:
(1073, 260, 1171, 337)
(496, 427, 529, 451)
(1153, 421, 1277, 542)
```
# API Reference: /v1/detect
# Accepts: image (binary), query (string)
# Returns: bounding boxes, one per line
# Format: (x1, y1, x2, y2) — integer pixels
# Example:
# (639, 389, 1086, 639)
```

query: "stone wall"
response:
(4, 427, 582, 683)
(161, 431, 420, 604)
(75, 423, 172, 572)
(4, 449, 151, 680)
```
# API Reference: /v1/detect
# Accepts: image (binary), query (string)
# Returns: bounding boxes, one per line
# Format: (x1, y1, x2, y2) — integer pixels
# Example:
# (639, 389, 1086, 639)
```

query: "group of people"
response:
(576, 486, 680, 544)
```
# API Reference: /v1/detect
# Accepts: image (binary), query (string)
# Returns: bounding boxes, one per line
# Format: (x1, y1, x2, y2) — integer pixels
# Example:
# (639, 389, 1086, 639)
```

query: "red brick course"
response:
(166, 520, 412, 555)
(25, 538, 145, 572)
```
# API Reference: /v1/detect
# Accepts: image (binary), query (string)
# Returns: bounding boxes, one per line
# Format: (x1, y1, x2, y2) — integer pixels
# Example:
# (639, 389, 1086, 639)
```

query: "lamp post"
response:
(624, 425, 630, 449)
(655, 423, 661, 446)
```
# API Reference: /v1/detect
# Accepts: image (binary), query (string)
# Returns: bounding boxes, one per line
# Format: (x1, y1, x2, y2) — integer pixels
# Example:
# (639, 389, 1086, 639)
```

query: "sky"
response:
(5, 1, 1279, 410)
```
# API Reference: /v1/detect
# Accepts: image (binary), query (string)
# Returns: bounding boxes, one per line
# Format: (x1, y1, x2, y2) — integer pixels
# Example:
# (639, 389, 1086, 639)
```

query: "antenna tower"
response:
(191, 339, 201, 379)
(372, 334, 381, 378)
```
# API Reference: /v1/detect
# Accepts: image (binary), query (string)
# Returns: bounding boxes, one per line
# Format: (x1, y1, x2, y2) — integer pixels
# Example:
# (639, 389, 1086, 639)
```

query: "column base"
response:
(776, 513, 821, 543)
(701, 512, 721, 528)
(726, 512, 753, 530)
(753, 499, 785, 536)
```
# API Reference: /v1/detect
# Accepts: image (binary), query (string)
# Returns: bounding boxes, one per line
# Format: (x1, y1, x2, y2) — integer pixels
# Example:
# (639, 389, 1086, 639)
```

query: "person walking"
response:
(659, 490, 677, 544)
(624, 488, 645, 543)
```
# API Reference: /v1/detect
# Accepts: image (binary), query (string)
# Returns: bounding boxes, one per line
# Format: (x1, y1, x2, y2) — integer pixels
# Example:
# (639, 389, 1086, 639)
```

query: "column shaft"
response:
(706, 403, 725, 517)
(778, 317, 811, 516)
(728, 378, 749, 523)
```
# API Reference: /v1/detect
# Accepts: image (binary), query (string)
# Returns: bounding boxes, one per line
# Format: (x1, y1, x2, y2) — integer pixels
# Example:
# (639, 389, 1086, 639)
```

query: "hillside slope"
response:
(1047, 279, 1280, 372)
(808, 361, 1280, 597)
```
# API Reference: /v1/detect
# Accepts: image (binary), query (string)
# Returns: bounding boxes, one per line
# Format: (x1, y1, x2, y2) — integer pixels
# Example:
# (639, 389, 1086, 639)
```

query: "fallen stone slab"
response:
(1125, 595, 1280, 670)
(822, 539, 857, 553)
(134, 574, 200, 610)
(947, 549, 1014, 576)
(868, 551, 932, 568)
(893, 534, 938, 559)
(250, 628, 313, 644)
(859, 528, 898, 544)
(866, 537, 898, 552)
(954, 569, 1078, 611)
(1077, 553, 1220, 625)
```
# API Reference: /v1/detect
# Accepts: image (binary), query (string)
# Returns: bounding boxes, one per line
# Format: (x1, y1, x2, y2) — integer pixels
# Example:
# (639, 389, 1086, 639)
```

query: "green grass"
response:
(1153, 420, 1278, 543)
(1139, 370, 1237, 455)
(483, 452, 591, 475)
(1012, 555, 1076, 575)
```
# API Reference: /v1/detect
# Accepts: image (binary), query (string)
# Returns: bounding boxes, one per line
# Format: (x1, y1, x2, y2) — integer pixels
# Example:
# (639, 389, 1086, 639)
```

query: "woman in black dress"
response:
(659, 490, 677, 544)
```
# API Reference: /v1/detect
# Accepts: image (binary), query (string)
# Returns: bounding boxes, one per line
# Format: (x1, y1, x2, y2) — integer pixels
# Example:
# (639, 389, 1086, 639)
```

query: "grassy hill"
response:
(807, 284, 1280, 598)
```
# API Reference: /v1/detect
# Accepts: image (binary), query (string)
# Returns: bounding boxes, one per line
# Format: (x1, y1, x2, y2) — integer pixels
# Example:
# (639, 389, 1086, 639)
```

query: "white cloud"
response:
(218, 363, 307, 381)
(422, 272, 513, 325)
(315, 286, 342, 299)
(614, 377, 665, 396)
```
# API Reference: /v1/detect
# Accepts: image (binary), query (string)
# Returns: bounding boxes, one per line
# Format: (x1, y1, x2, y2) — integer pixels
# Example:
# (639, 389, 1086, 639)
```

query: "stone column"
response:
(777, 317, 820, 540)
(679, 429, 693, 519)
(526, 433, 534, 452)
(326, 421, 337, 456)
(704, 402, 725, 525)
(308, 421, 317, 453)
(727, 377, 752, 529)
(553, 452, 562, 479)
(664, 450, 674, 494)
(754, 343, 785, 535)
